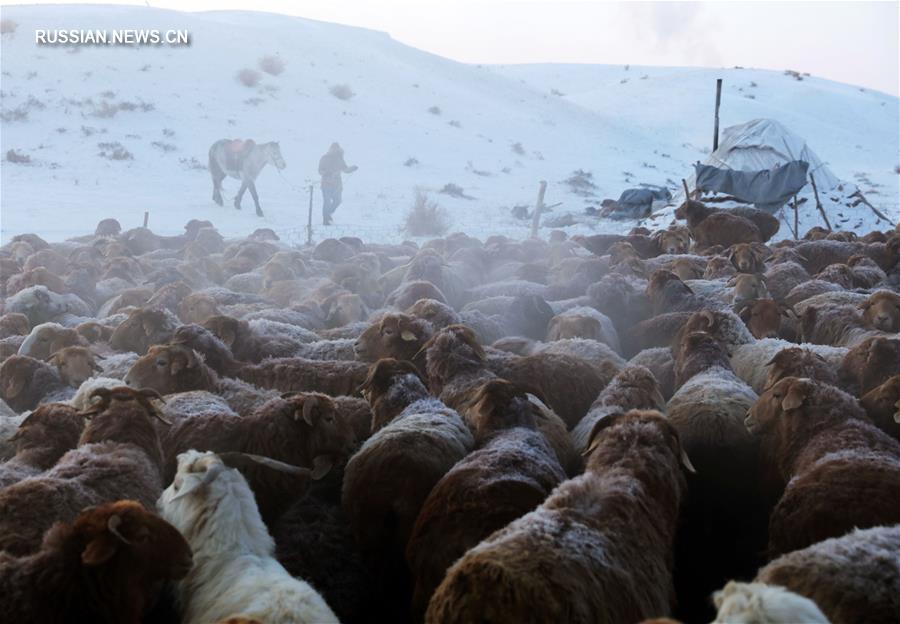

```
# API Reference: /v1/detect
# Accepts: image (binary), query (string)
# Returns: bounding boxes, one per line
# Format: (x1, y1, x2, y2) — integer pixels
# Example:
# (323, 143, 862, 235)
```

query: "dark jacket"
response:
(319, 147, 353, 191)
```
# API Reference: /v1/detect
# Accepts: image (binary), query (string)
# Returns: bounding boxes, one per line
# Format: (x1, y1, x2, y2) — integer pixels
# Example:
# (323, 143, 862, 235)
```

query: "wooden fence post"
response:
(793, 195, 799, 240)
(143, 211, 149, 228)
(530, 180, 547, 239)
(713, 78, 723, 151)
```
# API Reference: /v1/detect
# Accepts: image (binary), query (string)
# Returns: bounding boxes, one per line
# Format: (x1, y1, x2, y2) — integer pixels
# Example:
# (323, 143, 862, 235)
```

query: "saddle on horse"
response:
(224, 139, 256, 172)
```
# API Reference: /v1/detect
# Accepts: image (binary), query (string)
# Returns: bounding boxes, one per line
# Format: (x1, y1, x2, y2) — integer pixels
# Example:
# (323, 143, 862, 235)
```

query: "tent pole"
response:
(808, 174, 831, 231)
(793, 195, 799, 240)
(713, 79, 723, 151)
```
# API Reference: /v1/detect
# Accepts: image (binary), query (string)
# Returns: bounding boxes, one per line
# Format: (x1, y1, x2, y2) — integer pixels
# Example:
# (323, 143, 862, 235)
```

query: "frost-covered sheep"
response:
(159, 450, 339, 624)
(5, 286, 91, 327)
(346, 359, 474, 619)
(756, 525, 900, 624)
(17, 322, 84, 360)
(0, 403, 83, 489)
(0, 355, 75, 413)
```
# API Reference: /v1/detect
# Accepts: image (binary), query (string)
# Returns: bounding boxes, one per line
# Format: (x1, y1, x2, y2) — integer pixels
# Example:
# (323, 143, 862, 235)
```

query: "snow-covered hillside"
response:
(1, 5, 898, 245)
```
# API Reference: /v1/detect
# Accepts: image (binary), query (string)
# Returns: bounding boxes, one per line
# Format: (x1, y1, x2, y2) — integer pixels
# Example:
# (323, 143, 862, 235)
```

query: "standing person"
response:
(318, 142, 358, 225)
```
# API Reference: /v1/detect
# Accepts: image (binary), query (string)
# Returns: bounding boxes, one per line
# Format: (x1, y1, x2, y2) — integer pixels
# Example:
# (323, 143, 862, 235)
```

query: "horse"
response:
(208, 139, 286, 217)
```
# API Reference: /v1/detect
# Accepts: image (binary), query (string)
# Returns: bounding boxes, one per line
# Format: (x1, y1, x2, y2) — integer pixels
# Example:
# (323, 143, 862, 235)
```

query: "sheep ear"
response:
(582, 413, 624, 457)
(401, 330, 417, 342)
(698, 309, 715, 329)
(301, 396, 317, 426)
(81, 533, 119, 566)
(782, 382, 808, 411)
(5, 375, 25, 399)
(680, 448, 697, 474)
(311, 455, 333, 480)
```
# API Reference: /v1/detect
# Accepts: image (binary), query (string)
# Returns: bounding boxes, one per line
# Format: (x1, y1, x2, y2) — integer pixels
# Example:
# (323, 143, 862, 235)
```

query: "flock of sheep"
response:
(0, 200, 898, 624)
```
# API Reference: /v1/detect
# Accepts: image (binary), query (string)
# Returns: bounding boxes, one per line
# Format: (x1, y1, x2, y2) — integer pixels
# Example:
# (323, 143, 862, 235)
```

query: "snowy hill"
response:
(1, 5, 897, 245)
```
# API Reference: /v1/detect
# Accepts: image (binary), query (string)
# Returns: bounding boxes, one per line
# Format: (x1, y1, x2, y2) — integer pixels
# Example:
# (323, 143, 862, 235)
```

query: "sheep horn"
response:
(217, 452, 314, 478)
(171, 462, 225, 501)
(682, 179, 690, 199)
(107, 514, 131, 544)
(680, 449, 697, 474)
(311, 455, 333, 480)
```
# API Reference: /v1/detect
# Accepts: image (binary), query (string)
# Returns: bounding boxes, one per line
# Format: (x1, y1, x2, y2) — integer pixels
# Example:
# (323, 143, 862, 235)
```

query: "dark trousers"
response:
(322, 185, 342, 223)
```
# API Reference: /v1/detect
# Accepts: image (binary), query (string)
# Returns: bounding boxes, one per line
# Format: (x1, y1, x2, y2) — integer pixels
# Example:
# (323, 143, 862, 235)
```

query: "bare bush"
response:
(404, 157, 419, 167)
(565, 169, 598, 196)
(448, 120, 461, 128)
(428, 105, 442, 115)
(151, 141, 177, 153)
(404, 190, 450, 237)
(329, 84, 355, 100)
(511, 142, 526, 155)
(179, 156, 207, 171)
(97, 142, 133, 161)
(6, 149, 30, 164)
(259, 55, 285, 76)
(237, 68, 262, 88)
(0, 19, 17, 35)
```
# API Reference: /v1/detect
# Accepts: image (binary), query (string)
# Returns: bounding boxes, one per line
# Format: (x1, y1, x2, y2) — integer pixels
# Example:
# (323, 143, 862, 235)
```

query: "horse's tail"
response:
(208, 142, 225, 180)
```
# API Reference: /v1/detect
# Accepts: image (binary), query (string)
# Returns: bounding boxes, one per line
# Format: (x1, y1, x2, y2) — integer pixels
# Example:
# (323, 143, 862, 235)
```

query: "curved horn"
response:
(107, 514, 131, 545)
(171, 462, 225, 501)
(217, 452, 315, 478)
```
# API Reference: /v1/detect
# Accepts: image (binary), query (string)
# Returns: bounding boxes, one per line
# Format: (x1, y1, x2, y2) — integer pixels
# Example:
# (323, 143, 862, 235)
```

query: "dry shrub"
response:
(259, 55, 285, 76)
(237, 68, 262, 88)
(427, 105, 442, 115)
(0, 19, 17, 35)
(97, 142, 133, 161)
(329, 84, 355, 100)
(404, 190, 449, 237)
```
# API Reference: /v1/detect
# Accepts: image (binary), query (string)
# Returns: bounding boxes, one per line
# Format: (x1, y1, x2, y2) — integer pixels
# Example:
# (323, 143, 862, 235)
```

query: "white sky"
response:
(3, 1, 898, 95)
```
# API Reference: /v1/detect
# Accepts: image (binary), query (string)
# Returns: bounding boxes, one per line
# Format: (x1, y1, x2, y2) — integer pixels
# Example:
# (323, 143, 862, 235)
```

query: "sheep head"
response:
(647, 269, 691, 300)
(124, 344, 212, 396)
(69, 500, 192, 582)
(745, 377, 816, 436)
(764, 347, 836, 391)
(0, 355, 57, 410)
(670, 257, 703, 281)
(728, 273, 769, 303)
(803, 226, 830, 241)
(110, 307, 177, 355)
(49, 345, 103, 387)
(859, 290, 900, 332)
(468, 379, 536, 441)
(673, 199, 708, 221)
(358, 358, 427, 432)
(354, 313, 431, 364)
(405, 298, 459, 329)
(0, 313, 30, 338)
(18, 322, 84, 360)
(583, 408, 695, 475)
(202, 315, 244, 350)
(80, 386, 168, 423)
(324, 293, 367, 328)
(424, 324, 486, 392)
(839, 336, 900, 395)
(656, 229, 690, 255)
(712, 581, 829, 624)
(726, 242, 769, 274)
(76, 321, 114, 344)
(734, 298, 789, 339)
(10, 403, 83, 457)
(860, 375, 900, 431)
(608, 242, 640, 266)
(278, 392, 356, 476)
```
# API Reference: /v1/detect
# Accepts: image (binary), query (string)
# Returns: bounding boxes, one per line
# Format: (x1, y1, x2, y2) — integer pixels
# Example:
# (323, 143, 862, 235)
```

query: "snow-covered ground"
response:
(1, 5, 898, 245)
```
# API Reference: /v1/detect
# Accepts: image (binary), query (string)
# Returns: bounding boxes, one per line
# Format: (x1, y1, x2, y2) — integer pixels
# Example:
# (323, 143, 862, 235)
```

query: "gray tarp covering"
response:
(611, 187, 672, 218)
(694, 160, 809, 212)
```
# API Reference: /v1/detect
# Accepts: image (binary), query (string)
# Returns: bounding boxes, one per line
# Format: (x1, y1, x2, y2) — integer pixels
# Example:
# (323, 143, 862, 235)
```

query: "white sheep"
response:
(158, 450, 340, 624)
(712, 581, 830, 624)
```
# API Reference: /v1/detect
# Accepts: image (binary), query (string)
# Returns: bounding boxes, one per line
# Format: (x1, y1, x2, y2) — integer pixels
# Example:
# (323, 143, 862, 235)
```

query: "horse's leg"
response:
(248, 181, 263, 217)
(234, 180, 247, 210)
(209, 154, 226, 206)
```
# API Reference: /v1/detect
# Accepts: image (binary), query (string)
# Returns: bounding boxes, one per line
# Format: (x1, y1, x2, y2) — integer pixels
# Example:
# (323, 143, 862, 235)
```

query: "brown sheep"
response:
(675, 200, 763, 249)
(860, 375, 900, 442)
(815, 262, 856, 289)
(727, 273, 769, 304)
(703, 255, 738, 279)
(763, 347, 838, 390)
(756, 525, 900, 624)
(623, 312, 693, 357)
(17, 322, 84, 360)
(546, 313, 604, 342)
(794, 239, 861, 274)
(109, 307, 179, 355)
(23, 249, 68, 275)
(847, 253, 888, 288)
(354, 314, 432, 372)
(0, 403, 84, 489)
(125, 344, 277, 415)
(75, 320, 114, 344)
(385, 280, 448, 311)
(838, 336, 900, 395)
(323, 293, 368, 328)
(0, 313, 29, 339)
(727, 242, 768, 274)
(859, 290, 900, 332)
(159, 392, 355, 523)
(405, 379, 566, 619)
(5, 266, 68, 296)
(203, 315, 311, 362)
(238, 355, 369, 398)
(170, 324, 243, 377)
(803, 226, 830, 241)
(177, 292, 221, 325)
(745, 377, 900, 558)
(763, 260, 810, 301)
(427, 410, 691, 624)
(0, 387, 168, 555)
(0, 355, 74, 413)
(345, 358, 474, 621)
(669, 257, 703, 281)
(48, 346, 103, 387)
(647, 270, 718, 315)
(0, 499, 193, 624)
